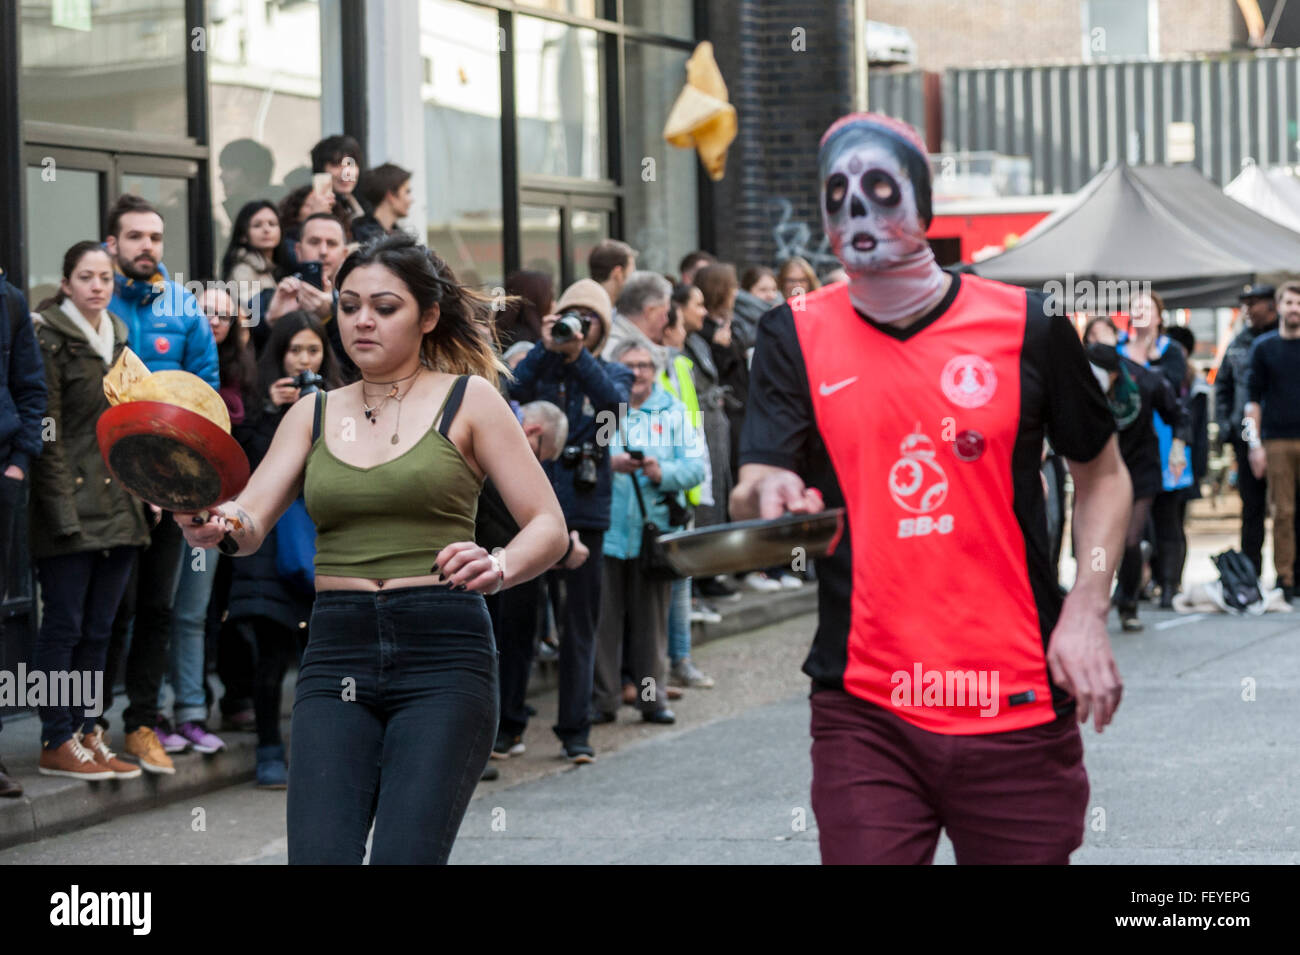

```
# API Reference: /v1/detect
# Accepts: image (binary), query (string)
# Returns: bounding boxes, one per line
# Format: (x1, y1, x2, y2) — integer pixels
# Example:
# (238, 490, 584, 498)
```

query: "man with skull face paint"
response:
(732, 114, 1132, 864)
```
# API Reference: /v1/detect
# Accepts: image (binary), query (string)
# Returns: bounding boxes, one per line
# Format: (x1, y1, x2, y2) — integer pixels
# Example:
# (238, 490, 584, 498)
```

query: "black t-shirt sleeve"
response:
(1027, 292, 1116, 462)
(738, 304, 815, 474)
(1247, 337, 1267, 406)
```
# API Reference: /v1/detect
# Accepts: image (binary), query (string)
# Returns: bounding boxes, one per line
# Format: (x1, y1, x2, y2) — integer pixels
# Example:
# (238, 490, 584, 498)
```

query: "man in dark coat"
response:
(0, 267, 48, 798)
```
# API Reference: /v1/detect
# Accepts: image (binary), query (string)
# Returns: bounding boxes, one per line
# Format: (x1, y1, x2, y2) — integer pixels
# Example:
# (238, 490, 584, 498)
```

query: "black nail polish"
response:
(454, 584, 466, 592)
(430, 563, 440, 574)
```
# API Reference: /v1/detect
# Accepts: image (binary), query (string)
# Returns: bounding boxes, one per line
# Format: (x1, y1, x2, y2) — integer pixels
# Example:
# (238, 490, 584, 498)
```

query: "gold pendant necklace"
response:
(361, 368, 421, 444)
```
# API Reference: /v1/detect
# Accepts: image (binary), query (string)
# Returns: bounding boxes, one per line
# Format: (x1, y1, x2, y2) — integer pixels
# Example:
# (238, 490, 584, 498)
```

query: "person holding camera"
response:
(508, 278, 632, 761)
(153, 287, 261, 756)
(225, 310, 339, 786)
(592, 342, 705, 725)
(198, 289, 259, 733)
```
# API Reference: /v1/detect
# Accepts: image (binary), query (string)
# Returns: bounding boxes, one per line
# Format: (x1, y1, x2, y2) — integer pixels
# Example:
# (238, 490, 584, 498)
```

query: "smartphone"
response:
(297, 260, 325, 290)
(628, 450, 644, 463)
(312, 172, 333, 198)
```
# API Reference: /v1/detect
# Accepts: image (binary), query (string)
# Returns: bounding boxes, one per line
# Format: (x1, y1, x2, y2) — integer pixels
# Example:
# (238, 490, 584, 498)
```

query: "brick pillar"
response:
(706, 0, 854, 274)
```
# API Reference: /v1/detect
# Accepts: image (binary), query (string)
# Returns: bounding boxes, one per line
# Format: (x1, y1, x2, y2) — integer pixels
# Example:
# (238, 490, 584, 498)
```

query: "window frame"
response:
(1081, 0, 1159, 63)
(485, 0, 700, 279)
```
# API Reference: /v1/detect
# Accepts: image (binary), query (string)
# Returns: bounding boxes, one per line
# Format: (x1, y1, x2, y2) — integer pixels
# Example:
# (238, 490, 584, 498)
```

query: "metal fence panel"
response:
(871, 52, 1300, 193)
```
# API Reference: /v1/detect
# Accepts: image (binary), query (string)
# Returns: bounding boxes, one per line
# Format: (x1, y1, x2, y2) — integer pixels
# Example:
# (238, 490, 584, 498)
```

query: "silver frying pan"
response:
(658, 508, 845, 578)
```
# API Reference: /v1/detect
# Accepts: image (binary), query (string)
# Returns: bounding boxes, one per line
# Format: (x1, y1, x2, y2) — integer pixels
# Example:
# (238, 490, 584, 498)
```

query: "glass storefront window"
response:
(20, 0, 189, 137)
(623, 0, 694, 39)
(570, 208, 609, 280)
(516, 1, 600, 19)
(520, 203, 562, 288)
(24, 166, 103, 308)
(622, 42, 699, 276)
(515, 16, 606, 181)
(207, 0, 322, 278)
(422, 0, 505, 290)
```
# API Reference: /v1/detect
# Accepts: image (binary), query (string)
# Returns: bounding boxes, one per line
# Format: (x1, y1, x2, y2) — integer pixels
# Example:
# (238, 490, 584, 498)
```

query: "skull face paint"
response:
(818, 114, 948, 324)
(822, 142, 921, 270)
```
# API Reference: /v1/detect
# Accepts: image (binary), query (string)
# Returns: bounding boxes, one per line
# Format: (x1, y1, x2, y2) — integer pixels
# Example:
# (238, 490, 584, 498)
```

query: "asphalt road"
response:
(3, 591, 1298, 864)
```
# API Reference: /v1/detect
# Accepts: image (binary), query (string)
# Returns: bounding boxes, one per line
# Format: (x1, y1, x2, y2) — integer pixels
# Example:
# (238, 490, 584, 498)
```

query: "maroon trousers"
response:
(810, 688, 1090, 865)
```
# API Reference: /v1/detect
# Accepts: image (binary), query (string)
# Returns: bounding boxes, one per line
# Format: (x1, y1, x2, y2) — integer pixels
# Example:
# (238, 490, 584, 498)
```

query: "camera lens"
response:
(294, 370, 323, 395)
(552, 315, 583, 343)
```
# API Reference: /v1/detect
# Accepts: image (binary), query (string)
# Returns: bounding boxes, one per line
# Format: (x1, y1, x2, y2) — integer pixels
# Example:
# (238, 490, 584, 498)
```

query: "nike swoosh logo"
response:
(819, 376, 858, 396)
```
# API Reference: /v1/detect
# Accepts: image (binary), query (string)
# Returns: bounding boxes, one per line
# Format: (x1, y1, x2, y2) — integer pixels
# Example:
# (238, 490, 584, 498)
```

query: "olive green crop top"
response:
(303, 376, 482, 579)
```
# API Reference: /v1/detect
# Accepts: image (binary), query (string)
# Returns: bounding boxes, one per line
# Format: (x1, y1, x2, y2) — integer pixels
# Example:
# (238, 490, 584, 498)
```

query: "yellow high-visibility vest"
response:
(660, 354, 703, 507)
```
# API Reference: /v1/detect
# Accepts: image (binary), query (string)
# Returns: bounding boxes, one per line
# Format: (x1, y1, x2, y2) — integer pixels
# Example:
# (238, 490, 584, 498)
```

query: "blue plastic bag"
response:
(275, 496, 316, 596)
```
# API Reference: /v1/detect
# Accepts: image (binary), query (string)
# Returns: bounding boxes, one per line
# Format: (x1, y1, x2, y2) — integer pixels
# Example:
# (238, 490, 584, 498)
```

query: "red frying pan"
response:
(96, 401, 249, 513)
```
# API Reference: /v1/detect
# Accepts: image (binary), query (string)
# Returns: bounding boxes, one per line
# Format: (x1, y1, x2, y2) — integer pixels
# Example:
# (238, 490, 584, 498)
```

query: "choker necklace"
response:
(361, 367, 423, 444)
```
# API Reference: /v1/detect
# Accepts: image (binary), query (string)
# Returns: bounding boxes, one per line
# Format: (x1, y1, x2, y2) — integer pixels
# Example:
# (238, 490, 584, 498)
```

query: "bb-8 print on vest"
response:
(888, 428, 947, 513)
(888, 428, 955, 538)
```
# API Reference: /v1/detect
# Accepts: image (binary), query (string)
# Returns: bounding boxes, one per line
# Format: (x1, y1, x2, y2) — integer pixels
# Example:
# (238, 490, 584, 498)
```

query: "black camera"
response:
(294, 370, 325, 396)
(659, 492, 690, 529)
(551, 309, 592, 344)
(560, 440, 599, 493)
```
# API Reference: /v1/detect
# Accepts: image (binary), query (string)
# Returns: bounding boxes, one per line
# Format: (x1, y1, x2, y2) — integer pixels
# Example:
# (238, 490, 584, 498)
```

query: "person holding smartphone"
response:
(592, 342, 704, 725)
(261, 213, 357, 381)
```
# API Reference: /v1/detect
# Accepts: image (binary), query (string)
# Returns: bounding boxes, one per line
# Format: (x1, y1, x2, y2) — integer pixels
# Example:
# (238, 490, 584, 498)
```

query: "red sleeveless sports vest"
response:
(792, 277, 1057, 734)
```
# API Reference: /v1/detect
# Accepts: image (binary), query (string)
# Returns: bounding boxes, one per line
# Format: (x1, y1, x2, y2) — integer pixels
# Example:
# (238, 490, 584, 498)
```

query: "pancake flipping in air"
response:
(104, 349, 231, 432)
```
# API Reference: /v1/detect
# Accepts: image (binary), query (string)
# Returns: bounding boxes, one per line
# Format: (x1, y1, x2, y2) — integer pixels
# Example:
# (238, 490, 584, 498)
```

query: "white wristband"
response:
(488, 549, 507, 594)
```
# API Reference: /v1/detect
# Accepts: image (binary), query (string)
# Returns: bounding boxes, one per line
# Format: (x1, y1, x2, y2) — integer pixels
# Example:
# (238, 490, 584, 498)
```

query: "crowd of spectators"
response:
(0, 129, 852, 797)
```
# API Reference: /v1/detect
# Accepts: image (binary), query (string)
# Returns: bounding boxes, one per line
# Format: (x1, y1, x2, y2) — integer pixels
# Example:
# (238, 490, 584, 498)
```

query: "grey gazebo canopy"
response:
(973, 161, 1300, 308)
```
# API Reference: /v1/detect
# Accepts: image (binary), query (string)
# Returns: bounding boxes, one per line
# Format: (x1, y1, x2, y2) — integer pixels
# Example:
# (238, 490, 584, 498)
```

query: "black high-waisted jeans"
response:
(286, 586, 498, 864)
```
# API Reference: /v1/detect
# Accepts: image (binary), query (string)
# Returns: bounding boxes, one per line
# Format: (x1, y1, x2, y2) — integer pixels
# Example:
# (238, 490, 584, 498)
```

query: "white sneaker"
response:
(743, 572, 782, 593)
(689, 600, 723, 624)
(777, 572, 804, 589)
(670, 659, 716, 689)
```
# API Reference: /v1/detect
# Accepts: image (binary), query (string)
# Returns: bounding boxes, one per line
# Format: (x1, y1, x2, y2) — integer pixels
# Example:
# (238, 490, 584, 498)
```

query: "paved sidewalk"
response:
(0, 583, 815, 850)
(451, 607, 1300, 864)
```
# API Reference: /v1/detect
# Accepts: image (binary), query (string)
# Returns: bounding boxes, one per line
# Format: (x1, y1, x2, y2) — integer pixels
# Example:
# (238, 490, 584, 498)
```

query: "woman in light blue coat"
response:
(591, 343, 706, 725)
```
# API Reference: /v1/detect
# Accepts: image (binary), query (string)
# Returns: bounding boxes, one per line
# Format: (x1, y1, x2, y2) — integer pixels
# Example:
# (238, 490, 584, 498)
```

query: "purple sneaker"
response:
(155, 717, 190, 754)
(177, 721, 226, 755)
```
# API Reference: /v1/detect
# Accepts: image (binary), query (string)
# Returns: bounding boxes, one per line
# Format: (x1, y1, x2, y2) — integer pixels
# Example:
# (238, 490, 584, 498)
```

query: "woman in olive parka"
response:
(29, 241, 150, 782)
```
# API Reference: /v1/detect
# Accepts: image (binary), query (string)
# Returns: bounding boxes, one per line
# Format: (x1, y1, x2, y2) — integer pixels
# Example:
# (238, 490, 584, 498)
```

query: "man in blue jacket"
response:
(0, 267, 47, 797)
(508, 278, 632, 762)
(105, 194, 219, 387)
(101, 193, 219, 774)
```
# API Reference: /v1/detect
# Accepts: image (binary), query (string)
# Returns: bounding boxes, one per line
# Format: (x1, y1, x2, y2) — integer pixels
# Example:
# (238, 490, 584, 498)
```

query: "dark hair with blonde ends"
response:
(334, 233, 511, 387)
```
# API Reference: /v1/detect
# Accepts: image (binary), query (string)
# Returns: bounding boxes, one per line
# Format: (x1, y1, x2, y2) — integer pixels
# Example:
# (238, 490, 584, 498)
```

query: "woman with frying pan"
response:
(177, 233, 568, 863)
